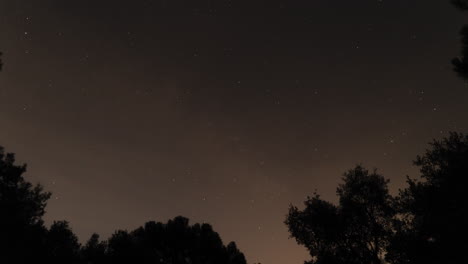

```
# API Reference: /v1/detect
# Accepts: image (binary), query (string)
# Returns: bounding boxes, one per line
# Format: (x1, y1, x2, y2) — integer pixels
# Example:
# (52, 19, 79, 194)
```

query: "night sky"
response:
(1, 1, 468, 263)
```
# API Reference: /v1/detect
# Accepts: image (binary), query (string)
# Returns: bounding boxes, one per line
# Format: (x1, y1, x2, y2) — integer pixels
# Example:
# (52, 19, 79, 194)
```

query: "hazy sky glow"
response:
(1, 1, 468, 263)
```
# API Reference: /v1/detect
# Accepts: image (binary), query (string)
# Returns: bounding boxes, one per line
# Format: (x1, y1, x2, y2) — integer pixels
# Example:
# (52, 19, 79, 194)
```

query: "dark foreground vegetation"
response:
(284, 2, 468, 263)
(0, 145, 247, 264)
(2, 1, 468, 263)
(286, 132, 468, 264)
(2, 130, 467, 264)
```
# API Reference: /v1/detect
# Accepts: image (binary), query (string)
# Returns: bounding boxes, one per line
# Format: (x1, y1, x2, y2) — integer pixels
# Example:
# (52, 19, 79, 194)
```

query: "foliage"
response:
(102, 217, 246, 264)
(0, 146, 51, 262)
(0, 144, 246, 264)
(387, 133, 468, 264)
(452, 0, 468, 79)
(286, 166, 394, 264)
(287, 133, 468, 264)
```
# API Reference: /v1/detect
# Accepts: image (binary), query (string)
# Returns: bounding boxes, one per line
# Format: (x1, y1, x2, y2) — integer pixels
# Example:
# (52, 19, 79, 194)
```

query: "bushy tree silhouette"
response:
(451, 26, 468, 80)
(46, 221, 81, 263)
(0, 142, 247, 264)
(286, 166, 394, 264)
(287, 134, 468, 264)
(387, 132, 468, 264)
(0, 146, 51, 263)
(103, 216, 247, 264)
(82, 233, 107, 264)
(452, 0, 468, 11)
(451, 0, 468, 79)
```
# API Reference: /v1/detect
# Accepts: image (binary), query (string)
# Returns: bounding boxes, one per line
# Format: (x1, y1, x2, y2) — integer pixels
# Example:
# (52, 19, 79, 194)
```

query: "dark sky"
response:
(1, 1, 468, 263)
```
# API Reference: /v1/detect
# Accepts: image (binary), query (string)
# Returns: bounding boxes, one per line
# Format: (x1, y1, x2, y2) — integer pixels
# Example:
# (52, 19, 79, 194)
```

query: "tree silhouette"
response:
(82, 233, 108, 264)
(103, 216, 247, 264)
(286, 166, 394, 264)
(0, 146, 51, 263)
(452, 0, 468, 10)
(287, 134, 468, 264)
(46, 221, 81, 263)
(451, 0, 468, 79)
(451, 26, 468, 80)
(0, 142, 247, 264)
(387, 132, 468, 264)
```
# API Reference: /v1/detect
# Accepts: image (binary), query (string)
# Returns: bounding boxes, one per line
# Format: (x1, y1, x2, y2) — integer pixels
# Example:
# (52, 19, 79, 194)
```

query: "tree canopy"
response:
(0, 144, 247, 264)
(0, 146, 51, 263)
(287, 133, 468, 264)
(286, 166, 394, 264)
(99, 216, 246, 264)
(387, 132, 468, 264)
(452, 0, 468, 79)
(452, 0, 468, 10)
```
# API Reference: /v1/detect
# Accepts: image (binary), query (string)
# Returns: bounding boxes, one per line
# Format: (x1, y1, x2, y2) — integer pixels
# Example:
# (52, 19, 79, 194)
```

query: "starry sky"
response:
(1, 1, 468, 263)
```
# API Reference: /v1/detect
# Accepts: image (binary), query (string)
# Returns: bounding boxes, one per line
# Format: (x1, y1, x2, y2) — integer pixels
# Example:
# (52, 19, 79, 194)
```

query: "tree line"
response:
(286, 132, 468, 264)
(2, 121, 467, 264)
(0, 145, 247, 264)
(2, 1, 468, 263)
